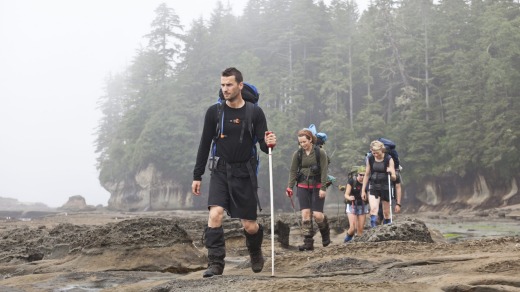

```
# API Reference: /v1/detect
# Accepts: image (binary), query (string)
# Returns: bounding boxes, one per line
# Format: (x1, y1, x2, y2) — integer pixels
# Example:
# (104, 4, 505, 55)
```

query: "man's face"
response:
(220, 76, 243, 102)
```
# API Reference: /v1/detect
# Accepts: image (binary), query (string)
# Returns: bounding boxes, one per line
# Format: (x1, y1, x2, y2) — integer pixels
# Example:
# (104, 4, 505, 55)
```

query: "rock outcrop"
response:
(59, 195, 96, 212)
(0, 217, 206, 277)
(103, 164, 193, 211)
(407, 175, 519, 212)
(354, 218, 434, 243)
(102, 163, 520, 212)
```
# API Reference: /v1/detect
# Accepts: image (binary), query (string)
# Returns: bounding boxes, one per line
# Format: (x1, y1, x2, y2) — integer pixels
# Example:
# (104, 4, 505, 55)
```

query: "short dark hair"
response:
(221, 67, 243, 83)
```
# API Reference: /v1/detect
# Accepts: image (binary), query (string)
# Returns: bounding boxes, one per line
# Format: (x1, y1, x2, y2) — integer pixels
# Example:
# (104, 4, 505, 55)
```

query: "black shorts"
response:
(208, 162, 258, 220)
(369, 188, 390, 202)
(296, 187, 325, 212)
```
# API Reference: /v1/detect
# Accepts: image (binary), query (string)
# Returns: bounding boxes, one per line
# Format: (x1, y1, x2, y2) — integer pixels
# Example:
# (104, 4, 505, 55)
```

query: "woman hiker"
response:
(285, 128, 331, 251)
(343, 166, 369, 242)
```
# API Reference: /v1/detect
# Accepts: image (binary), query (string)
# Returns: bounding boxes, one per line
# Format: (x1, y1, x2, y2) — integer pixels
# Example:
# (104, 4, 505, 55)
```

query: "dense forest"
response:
(96, 0, 520, 210)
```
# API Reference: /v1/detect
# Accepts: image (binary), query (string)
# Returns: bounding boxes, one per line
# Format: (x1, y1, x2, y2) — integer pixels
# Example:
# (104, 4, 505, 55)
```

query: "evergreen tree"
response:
(95, 0, 520, 210)
(145, 3, 184, 77)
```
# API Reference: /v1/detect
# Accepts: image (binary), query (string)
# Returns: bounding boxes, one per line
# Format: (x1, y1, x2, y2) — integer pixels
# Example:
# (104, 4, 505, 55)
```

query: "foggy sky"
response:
(0, 0, 367, 208)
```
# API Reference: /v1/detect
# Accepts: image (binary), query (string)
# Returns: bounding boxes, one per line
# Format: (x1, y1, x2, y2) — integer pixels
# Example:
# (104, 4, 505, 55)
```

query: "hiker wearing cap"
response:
(192, 67, 277, 278)
(286, 128, 331, 251)
(361, 140, 396, 227)
(343, 166, 370, 242)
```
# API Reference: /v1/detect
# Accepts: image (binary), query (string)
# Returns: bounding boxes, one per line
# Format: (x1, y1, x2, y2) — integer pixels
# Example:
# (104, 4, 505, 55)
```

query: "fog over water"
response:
(0, 0, 368, 208)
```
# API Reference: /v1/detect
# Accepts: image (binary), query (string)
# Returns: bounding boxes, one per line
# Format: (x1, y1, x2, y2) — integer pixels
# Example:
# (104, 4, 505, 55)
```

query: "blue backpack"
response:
(378, 138, 400, 170)
(211, 83, 260, 173)
(307, 124, 328, 147)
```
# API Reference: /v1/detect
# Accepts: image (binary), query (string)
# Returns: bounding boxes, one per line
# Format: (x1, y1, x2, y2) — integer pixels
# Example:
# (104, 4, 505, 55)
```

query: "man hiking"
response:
(192, 67, 277, 277)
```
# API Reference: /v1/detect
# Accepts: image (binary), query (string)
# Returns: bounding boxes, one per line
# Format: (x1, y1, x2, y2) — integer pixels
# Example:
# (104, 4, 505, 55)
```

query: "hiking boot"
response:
(317, 216, 331, 247)
(245, 224, 265, 273)
(249, 250, 265, 273)
(383, 219, 392, 225)
(203, 226, 226, 278)
(203, 263, 224, 278)
(298, 236, 314, 251)
(344, 233, 354, 243)
(299, 220, 314, 251)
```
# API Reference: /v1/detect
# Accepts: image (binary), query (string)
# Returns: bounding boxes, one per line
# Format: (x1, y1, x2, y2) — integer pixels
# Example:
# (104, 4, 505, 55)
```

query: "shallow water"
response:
(424, 217, 520, 242)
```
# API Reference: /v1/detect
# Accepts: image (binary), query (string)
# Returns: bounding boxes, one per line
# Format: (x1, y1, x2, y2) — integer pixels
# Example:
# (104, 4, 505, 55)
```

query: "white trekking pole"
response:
(267, 134, 275, 276)
(387, 173, 393, 224)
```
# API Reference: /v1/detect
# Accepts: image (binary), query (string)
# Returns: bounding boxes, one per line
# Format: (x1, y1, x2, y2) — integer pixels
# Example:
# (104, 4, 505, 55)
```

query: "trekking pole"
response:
(267, 134, 275, 277)
(387, 173, 393, 224)
(289, 195, 301, 230)
(337, 185, 342, 229)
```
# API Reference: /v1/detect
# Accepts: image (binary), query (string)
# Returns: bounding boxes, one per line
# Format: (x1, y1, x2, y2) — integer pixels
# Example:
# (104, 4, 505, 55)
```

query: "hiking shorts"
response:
(369, 188, 391, 202)
(208, 161, 258, 221)
(346, 203, 370, 215)
(296, 187, 325, 212)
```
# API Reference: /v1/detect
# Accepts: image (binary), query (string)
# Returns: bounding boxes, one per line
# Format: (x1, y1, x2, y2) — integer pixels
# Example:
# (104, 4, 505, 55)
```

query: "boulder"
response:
(354, 217, 434, 243)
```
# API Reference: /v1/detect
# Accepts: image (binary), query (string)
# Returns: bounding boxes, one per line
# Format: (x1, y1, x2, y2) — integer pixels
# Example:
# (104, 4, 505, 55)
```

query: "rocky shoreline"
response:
(0, 206, 519, 291)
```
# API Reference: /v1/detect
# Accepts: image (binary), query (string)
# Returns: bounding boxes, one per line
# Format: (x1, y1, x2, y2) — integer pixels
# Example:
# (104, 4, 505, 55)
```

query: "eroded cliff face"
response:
(103, 164, 519, 211)
(408, 175, 519, 211)
(104, 164, 193, 211)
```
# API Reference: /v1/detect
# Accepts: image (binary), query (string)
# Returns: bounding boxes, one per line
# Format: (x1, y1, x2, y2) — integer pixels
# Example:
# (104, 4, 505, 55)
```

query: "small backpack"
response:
(211, 83, 260, 173)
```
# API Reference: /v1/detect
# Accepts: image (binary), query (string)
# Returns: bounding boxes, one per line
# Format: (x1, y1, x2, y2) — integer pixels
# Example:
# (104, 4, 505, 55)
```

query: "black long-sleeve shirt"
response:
(193, 102, 269, 181)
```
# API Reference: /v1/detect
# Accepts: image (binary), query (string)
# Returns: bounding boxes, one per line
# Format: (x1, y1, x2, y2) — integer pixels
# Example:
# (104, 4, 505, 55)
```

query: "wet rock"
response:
(275, 220, 290, 248)
(0, 217, 206, 275)
(354, 218, 434, 243)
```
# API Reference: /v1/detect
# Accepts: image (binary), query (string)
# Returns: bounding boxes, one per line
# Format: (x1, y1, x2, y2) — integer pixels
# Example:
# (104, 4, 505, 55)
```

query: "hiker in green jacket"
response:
(286, 128, 331, 251)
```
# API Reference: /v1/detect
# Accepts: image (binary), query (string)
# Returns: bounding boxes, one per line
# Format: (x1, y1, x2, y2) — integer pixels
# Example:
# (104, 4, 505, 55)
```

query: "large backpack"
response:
(307, 124, 328, 147)
(378, 137, 400, 170)
(210, 83, 260, 173)
(366, 137, 400, 171)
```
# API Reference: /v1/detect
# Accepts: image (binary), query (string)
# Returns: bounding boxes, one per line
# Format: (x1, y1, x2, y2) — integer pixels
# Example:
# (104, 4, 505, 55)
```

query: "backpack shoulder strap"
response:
(244, 101, 255, 141)
(236, 101, 256, 144)
(368, 154, 375, 170)
(315, 144, 321, 169)
(211, 101, 224, 156)
(368, 153, 390, 171)
(297, 145, 321, 173)
(297, 148, 303, 172)
(384, 153, 391, 168)
(215, 101, 224, 141)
